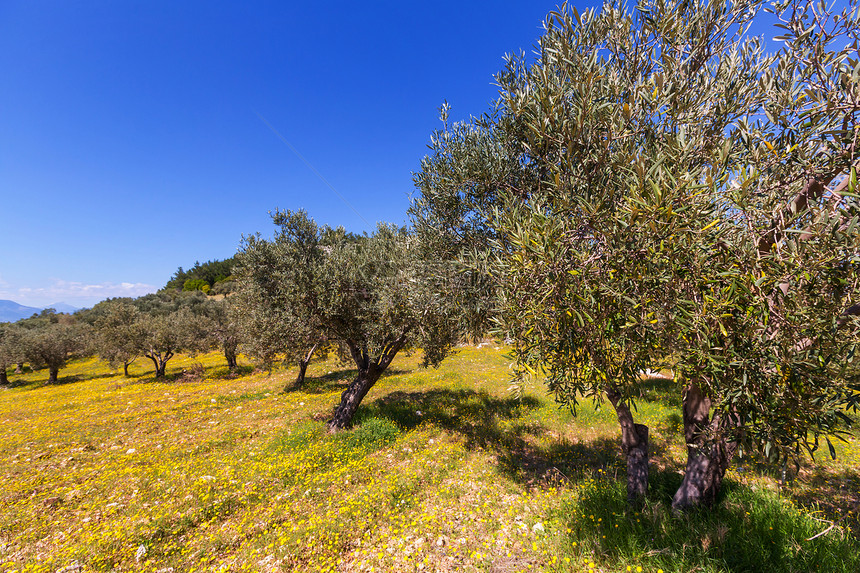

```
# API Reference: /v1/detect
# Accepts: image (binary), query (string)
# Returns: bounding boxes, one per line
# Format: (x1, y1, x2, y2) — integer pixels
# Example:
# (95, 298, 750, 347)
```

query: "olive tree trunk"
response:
(224, 346, 238, 371)
(606, 385, 649, 503)
(291, 343, 318, 388)
(47, 365, 60, 384)
(327, 335, 407, 432)
(146, 350, 173, 378)
(0, 368, 8, 385)
(327, 365, 382, 431)
(671, 381, 739, 512)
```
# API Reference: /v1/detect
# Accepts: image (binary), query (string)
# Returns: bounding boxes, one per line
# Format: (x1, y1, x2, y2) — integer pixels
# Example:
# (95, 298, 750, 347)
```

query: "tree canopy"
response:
(0, 323, 25, 385)
(236, 210, 460, 430)
(412, 0, 860, 509)
(92, 301, 147, 377)
(164, 257, 237, 293)
(21, 317, 91, 384)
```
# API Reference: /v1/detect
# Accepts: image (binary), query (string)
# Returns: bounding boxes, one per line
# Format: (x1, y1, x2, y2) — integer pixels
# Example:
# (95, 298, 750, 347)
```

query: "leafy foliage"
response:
(236, 210, 460, 428)
(412, 0, 860, 507)
(164, 257, 237, 292)
(233, 210, 329, 373)
(200, 297, 243, 371)
(132, 290, 211, 317)
(141, 307, 212, 378)
(0, 323, 25, 384)
(93, 301, 146, 376)
(21, 318, 91, 383)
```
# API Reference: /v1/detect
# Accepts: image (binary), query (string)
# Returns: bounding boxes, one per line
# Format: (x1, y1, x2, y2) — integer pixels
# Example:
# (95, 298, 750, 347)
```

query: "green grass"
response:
(557, 476, 858, 573)
(0, 345, 858, 572)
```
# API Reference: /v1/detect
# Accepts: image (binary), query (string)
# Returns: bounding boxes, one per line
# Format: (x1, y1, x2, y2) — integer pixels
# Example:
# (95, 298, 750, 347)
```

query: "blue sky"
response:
(0, 0, 561, 307)
(0, 1, 814, 309)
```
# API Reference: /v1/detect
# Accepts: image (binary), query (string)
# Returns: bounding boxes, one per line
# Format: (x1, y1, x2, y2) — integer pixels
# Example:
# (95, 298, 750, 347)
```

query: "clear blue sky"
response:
(0, 0, 804, 309)
(0, 0, 566, 307)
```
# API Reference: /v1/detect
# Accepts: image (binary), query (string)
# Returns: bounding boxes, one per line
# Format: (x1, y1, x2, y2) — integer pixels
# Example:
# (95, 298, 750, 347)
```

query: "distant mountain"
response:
(0, 300, 42, 322)
(46, 302, 80, 314)
(0, 300, 80, 323)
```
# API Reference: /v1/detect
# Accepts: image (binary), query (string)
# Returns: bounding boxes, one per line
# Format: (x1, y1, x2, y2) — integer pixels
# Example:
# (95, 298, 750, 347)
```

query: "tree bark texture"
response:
(225, 348, 238, 371)
(292, 344, 318, 388)
(327, 366, 382, 431)
(327, 335, 408, 432)
(147, 352, 171, 378)
(672, 380, 739, 512)
(294, 359, 309, 387)
(123, 362, 131, 377)
(0, 368, 8, 385)
(47, 366, 59, 384)
(606, 385, 649, 503)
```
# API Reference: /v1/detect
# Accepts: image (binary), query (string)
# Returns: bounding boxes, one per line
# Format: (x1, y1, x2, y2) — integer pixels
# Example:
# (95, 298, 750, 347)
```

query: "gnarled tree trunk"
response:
(672, 380, 739, 512)
(327, 335, 407, 432)
(146, 350, 172, 378)
(47, 366, 59, 384)
(224, 346, 238, 371)
(327, 365, 382, 431)
(0, 368, 8, 385)
(291, 343, 318, 389)
(606, 385, 649, 503)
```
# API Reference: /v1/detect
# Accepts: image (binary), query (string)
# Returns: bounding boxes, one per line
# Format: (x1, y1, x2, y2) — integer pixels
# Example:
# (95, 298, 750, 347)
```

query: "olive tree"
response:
(0, 323, 25, 385)
(94, 301, 146, 377)
(21, 319, 91, 384)
(237, 210, 459, 430)
(234, 210, 329, 385)
(412, 0, 860, 509)
(205, 298, 242, 372)
(141, 307, 212, 378)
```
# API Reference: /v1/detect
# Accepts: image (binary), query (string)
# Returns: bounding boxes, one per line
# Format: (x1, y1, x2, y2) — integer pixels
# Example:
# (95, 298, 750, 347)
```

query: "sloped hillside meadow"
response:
(1, 347, 858, 573)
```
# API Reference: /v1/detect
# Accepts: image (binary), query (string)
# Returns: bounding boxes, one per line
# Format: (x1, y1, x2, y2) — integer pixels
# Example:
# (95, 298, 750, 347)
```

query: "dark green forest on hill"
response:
(164, 256, 238, 294)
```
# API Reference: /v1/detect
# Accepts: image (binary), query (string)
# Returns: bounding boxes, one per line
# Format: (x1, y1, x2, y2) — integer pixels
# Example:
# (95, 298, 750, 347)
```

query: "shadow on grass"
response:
(791, 465, 860, 537)
(123, 362, 256, 385)
(8, 369, 118, 389)
(562, 473, 860, 573)
(354, 388, 670, 488)
(210, 364, 255, 380)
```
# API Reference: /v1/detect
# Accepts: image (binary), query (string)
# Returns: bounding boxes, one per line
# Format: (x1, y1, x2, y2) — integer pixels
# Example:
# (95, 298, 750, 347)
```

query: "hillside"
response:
(0, 300, 80, 323)
(1, 347, 858, 572)
(0, 300, 42, 323)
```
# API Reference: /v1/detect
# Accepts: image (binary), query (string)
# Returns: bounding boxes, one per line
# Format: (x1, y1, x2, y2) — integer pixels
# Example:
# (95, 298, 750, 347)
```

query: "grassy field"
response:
(1, 346, 858, 572)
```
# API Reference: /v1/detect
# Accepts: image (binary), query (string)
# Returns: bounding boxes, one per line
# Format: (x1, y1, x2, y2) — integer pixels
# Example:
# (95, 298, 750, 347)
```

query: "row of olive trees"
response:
(1, 277, 381, 388)
(0, 293, 246, 384)
(0, 311, 90, 384)
(3, 0, 855, 519)
(411, 0, 860, 512)
(84, 292, 244, 378)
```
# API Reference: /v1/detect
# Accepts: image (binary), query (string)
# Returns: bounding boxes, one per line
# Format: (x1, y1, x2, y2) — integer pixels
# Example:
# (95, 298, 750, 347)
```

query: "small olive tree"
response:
(141, 308, 212, 378)
(234, 210, 329, 385)
(412, 0, 860, 509)
(94, 301, 147, 377)
(237, 210, 459, 430)
(21, 319, 91, 384)
(196, 298, 243, 372)
(0, 323, 25, 385)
